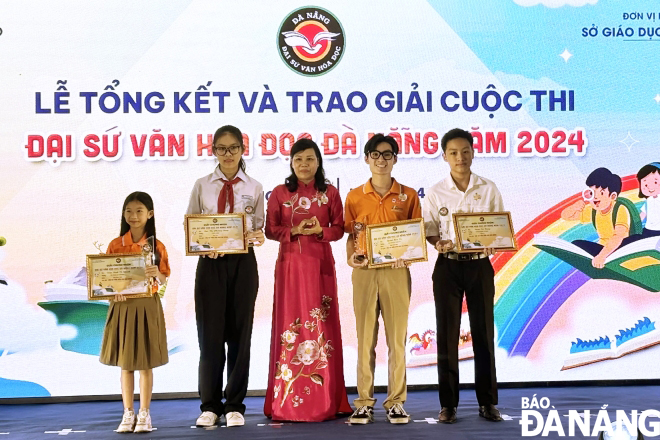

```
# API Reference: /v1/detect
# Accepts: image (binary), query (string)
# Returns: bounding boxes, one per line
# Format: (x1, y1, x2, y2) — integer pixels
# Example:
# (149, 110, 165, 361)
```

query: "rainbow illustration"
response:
(491, 175, 641, 357)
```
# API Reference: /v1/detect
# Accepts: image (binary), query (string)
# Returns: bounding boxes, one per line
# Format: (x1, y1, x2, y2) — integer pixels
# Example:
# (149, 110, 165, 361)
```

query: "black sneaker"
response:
(348, 406, 374, 425)
(386, 403, 410, 424)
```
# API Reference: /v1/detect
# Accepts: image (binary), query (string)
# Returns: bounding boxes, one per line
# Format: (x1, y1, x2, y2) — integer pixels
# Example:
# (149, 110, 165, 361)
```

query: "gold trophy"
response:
(353, 221, 366, 262)
(141, 236, 155, 293)
(245, 205, 257, 246)
(245, 205, 255, 231)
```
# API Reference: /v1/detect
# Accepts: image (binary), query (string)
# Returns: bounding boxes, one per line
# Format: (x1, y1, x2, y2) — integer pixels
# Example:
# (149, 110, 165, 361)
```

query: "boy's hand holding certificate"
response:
(365, 218, 428, 269)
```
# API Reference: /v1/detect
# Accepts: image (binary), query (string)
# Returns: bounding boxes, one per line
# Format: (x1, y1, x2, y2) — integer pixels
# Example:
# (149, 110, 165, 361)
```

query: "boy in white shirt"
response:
(423, 128, 504, 424)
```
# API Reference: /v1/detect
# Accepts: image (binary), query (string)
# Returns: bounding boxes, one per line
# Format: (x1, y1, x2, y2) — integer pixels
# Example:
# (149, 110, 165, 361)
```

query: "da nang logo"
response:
(277, 6, 345, 76)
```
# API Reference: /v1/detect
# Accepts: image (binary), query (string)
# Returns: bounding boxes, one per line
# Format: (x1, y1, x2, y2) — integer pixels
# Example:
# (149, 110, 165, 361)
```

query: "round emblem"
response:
(439, 207, 449, 216)
(392, 226, 398, 231)
(213, 218, 218, 223)
(278, 6, 345, 76)
(245, 205, 254, 215)
(480, 217, 485, 221)
(142, 243, 152, 253)
(115, 258, 121, 263)
(354, 222, 364, 231)
(399, 193, 407, 202)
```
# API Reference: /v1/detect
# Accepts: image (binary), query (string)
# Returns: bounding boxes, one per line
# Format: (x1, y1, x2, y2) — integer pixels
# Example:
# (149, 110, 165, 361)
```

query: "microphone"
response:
(0, 237, 5, 246)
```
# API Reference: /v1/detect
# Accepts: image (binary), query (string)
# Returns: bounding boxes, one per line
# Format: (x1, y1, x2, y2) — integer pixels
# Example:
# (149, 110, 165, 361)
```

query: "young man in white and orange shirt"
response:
(344, 134, 421, 425)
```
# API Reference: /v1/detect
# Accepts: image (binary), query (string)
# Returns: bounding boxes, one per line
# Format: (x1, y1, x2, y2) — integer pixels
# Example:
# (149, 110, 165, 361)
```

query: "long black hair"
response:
(213, 125, 246, 173)
(285, 138, 328, 192)
(120, 191, 160, 266)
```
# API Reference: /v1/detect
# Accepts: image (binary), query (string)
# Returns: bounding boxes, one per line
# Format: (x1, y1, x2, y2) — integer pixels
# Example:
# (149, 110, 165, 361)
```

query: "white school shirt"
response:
(642, 195, 660, 231)
(423, 173, 504, 243)
(186, 167, 265, 230)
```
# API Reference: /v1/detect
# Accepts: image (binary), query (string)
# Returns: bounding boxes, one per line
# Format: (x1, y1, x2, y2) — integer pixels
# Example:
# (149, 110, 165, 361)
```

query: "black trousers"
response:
(194, 249, 259, 415)
(574, 228, 660, 257)
(432, 255, 498, 407)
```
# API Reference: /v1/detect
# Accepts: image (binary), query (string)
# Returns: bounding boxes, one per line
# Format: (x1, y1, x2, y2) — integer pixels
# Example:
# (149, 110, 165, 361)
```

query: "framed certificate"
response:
(184, 213, 248, 256)
(452, 212, 517, 253)
(365, 218, 428, 269)
(86, 253, 151, 300)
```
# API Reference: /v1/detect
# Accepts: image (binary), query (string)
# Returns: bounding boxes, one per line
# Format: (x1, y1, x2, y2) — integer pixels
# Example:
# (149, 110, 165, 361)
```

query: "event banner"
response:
(1, 0, 659, 398)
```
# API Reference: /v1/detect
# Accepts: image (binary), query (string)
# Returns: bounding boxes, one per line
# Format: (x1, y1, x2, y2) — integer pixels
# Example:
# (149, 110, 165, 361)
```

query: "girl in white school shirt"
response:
(637, 162, 660, 238)
(186, 125, 265, 428)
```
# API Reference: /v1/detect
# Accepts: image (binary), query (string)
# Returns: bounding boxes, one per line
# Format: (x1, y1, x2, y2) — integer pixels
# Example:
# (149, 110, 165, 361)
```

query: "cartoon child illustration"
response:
(637, 163, 660, 238)
(561, 167, 641, 268)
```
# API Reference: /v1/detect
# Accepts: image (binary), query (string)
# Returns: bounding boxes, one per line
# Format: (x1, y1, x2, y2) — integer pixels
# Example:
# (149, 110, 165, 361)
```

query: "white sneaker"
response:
(134, 409, 152, 433)
(116, 409, 136, 433)
(226, 411, 244, 427)
(386, 403, 410, 424)
(196, 411, 218, 427)
(348, 406, 374, 425)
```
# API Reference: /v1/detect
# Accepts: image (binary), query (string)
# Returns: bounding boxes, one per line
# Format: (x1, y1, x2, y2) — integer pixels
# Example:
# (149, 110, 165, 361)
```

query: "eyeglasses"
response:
(368, 150, 396, 160)
(214, 145, 241, 156)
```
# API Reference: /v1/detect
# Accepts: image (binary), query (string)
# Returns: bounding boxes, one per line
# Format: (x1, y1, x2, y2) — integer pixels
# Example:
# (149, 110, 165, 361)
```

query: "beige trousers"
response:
(352, 267, 411, 409)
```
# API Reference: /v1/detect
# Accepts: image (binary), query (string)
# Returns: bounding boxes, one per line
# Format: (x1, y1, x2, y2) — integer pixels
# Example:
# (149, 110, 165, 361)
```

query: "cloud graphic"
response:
(513, 0, 597, 7)
(0, 275, 60, 353)
(494, 71, 567, 93)
(493, 71, 570, 117)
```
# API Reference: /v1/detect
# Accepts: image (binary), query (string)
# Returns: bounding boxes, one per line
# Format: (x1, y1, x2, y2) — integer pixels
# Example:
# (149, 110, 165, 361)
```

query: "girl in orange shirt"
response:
(99, 191, 170, 433)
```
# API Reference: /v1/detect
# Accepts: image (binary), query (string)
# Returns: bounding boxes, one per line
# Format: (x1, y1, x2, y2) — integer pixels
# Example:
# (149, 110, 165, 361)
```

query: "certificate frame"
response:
(365, 218, 428, 269)
(452, 211, 517, 253)
(86, 253, 151, 300)
(184, 213, 248, 256)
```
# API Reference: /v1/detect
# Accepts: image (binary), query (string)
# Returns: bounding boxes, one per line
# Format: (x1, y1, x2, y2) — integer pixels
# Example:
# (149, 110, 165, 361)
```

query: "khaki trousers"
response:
(352, 267, 411, 409)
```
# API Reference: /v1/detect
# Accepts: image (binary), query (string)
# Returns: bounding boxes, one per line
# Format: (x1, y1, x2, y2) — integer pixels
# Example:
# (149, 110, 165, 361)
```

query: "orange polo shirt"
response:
(106, 232, 171, 292)
(344, 178, 422, 251)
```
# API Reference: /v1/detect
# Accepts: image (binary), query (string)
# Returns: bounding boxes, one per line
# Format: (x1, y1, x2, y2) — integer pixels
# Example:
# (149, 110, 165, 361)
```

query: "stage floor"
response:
(0, 385, 655, 439)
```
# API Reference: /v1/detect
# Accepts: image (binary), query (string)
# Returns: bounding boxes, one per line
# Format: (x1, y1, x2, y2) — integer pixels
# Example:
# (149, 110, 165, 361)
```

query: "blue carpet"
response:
(0, 386, 655, 439)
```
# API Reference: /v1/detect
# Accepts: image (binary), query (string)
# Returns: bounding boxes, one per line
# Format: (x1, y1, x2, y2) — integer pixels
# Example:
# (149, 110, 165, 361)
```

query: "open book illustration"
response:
(534, 234, 660, 292)
(562, 317, 660, 370)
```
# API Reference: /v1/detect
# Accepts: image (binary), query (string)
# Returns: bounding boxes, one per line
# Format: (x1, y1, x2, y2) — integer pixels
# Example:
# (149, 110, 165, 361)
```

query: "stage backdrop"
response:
(1, 0, 660, 398)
